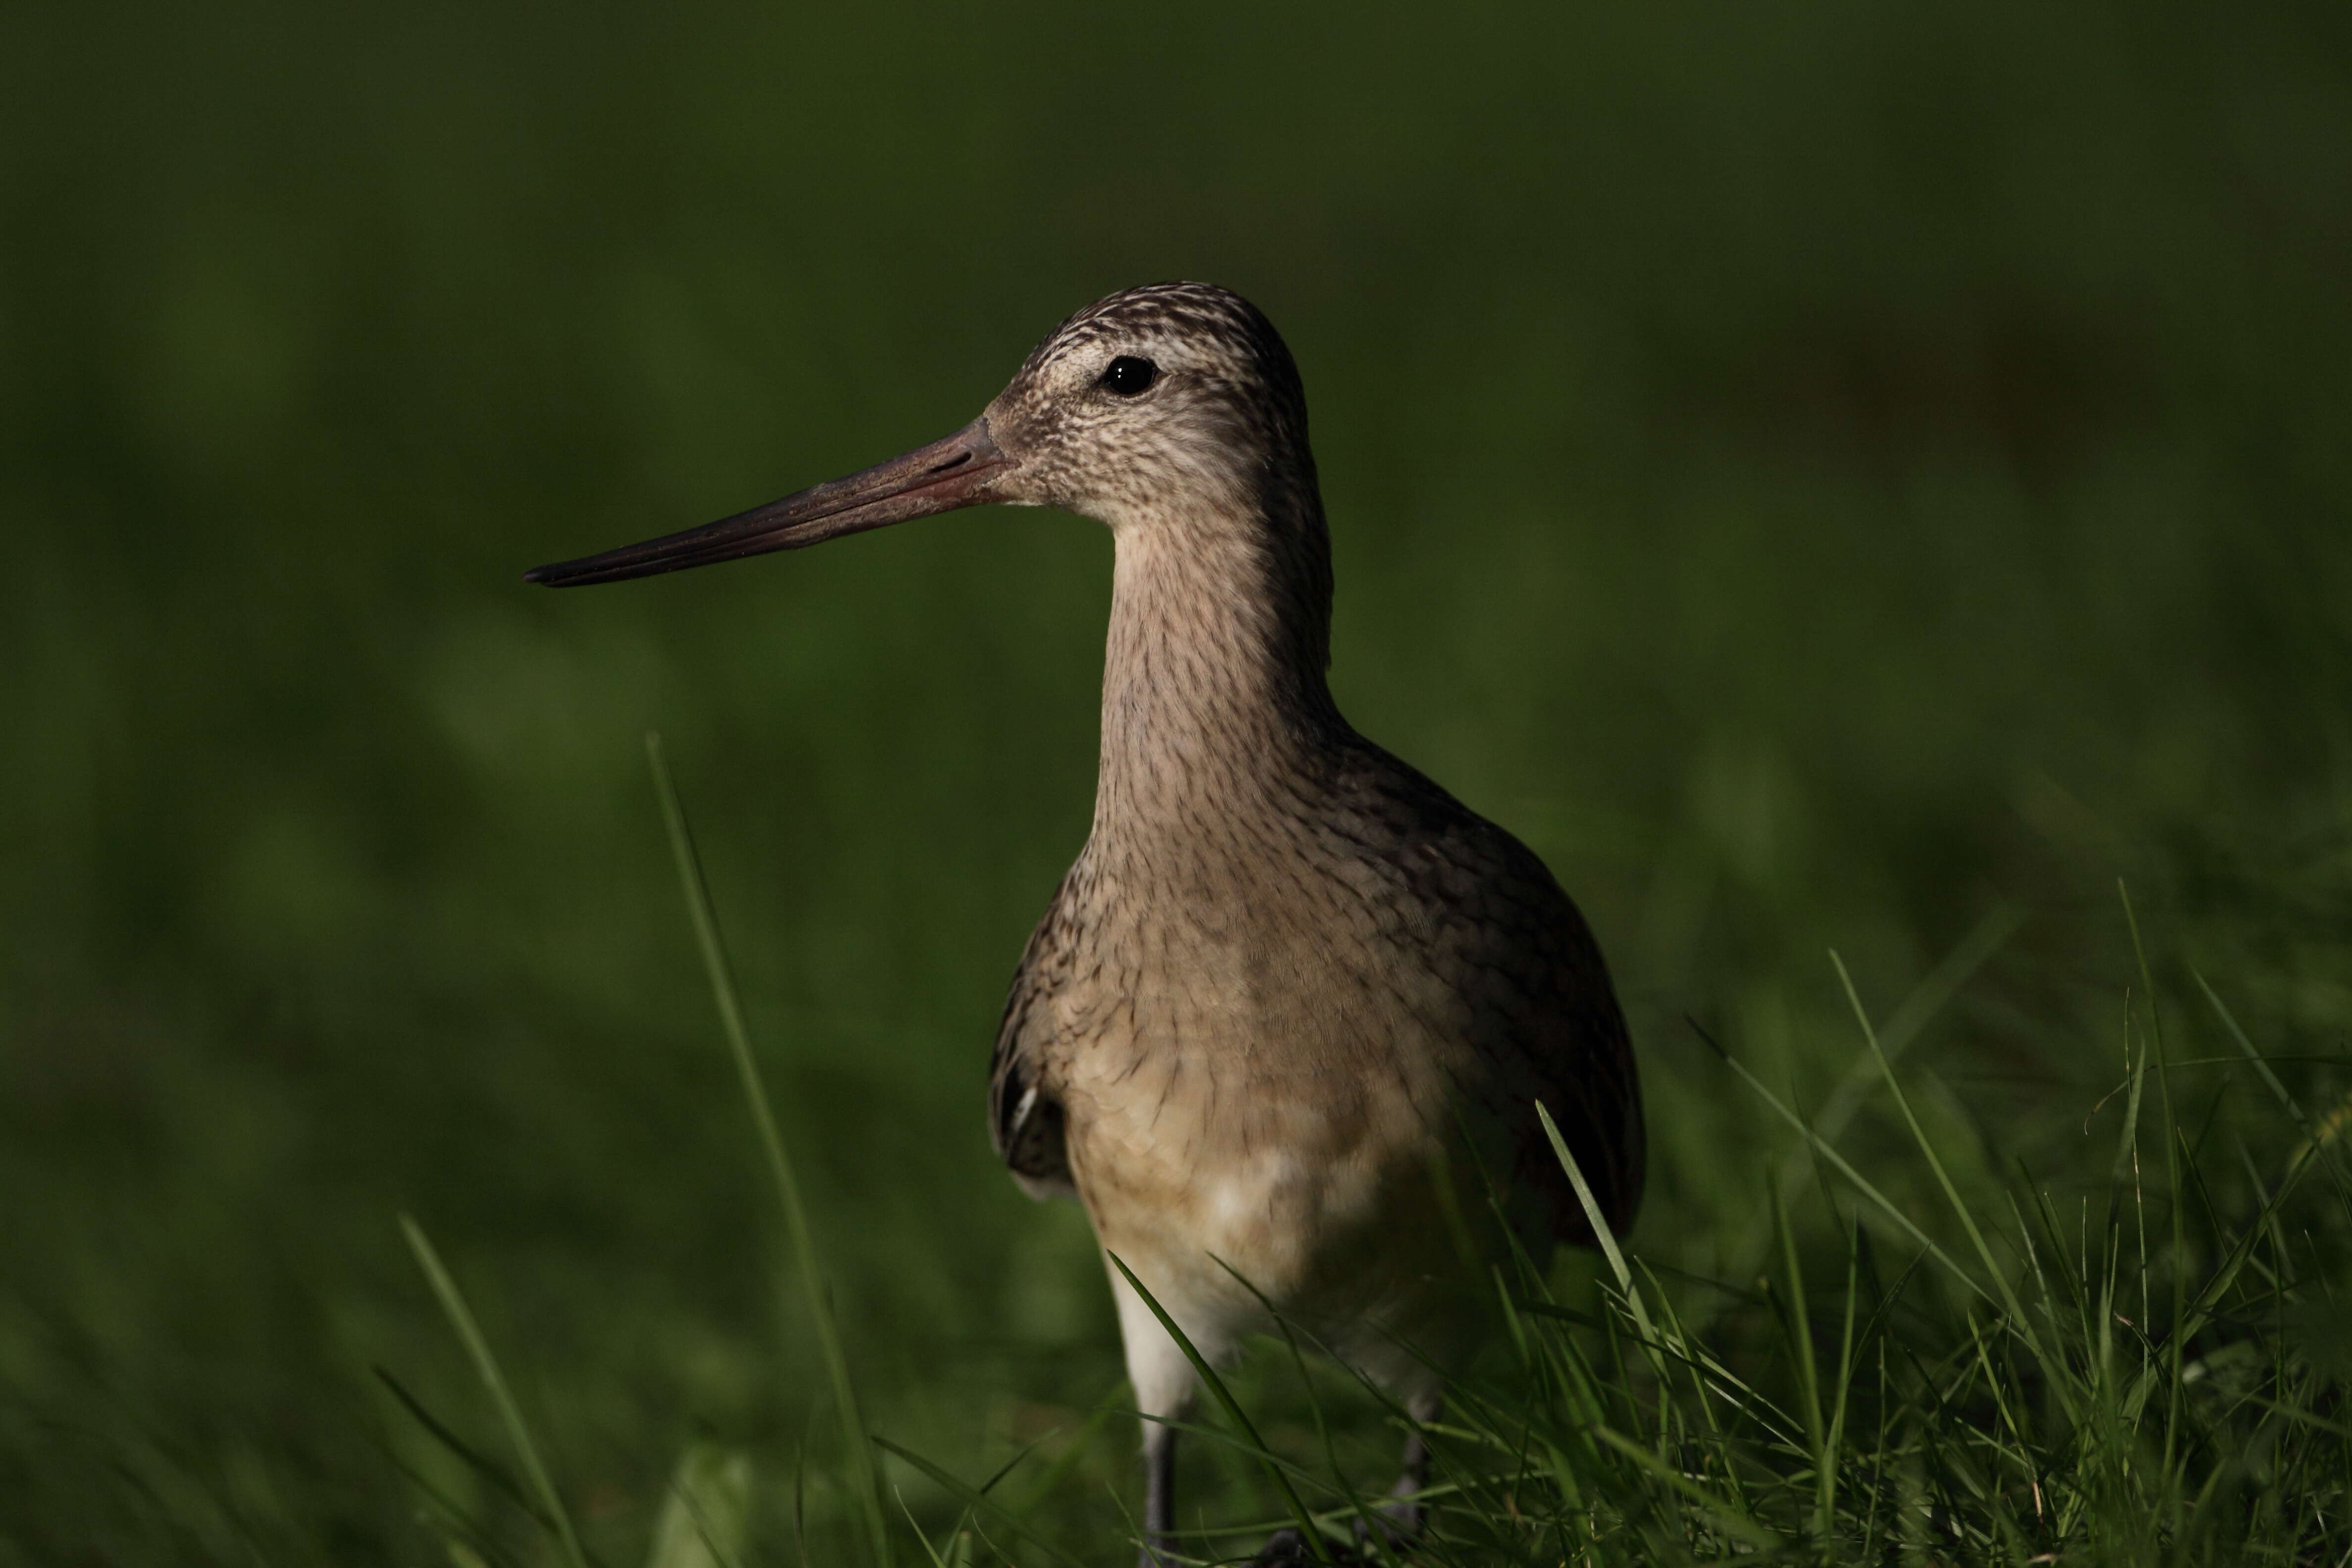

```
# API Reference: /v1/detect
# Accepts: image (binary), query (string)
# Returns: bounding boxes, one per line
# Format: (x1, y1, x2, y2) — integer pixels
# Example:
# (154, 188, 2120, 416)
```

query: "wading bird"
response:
(529, 283, 1642, 1566)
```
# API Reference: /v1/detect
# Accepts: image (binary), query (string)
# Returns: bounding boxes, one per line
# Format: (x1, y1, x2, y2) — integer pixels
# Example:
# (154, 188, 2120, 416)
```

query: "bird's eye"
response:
(1099, 355, 1158, 396)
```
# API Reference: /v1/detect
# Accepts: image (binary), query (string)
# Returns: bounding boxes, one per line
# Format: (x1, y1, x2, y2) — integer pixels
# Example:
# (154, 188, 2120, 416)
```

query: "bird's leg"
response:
(1139, 1419, 1177, 1568)
(1379, 1419, 1434, 1537)
(1112, 1260, 1200, 1568)
(1346, 1392, 1440, 1555)
(1249, 1393, 1443, 1566)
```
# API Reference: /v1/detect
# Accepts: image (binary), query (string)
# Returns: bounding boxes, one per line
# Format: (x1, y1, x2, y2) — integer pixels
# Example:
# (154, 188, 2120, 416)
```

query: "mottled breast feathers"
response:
(983, 734, 1643, 1249)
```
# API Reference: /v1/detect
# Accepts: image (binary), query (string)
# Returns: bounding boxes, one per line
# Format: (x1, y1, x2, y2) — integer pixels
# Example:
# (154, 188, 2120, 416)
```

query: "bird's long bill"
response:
(524, 417, 1013, 588)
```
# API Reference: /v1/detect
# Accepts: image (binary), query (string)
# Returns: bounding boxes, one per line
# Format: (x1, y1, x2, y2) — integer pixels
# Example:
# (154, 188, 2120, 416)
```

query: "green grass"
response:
(395, 805, 2352, 1566)
(2, 0, 2349, 1561)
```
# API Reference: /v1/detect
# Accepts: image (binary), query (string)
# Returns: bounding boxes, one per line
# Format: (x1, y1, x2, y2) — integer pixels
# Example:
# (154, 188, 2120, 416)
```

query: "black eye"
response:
(1099, 355, 1158, 396)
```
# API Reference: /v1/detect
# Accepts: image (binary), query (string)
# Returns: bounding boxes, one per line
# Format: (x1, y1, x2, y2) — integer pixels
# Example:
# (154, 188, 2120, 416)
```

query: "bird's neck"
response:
(1094, 492, 1345, 836)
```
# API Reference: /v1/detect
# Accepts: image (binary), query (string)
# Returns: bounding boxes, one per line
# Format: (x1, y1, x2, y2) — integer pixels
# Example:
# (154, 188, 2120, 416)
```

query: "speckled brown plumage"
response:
(980, 284, 1642, 1562)
(527, 280, 1642, 1568)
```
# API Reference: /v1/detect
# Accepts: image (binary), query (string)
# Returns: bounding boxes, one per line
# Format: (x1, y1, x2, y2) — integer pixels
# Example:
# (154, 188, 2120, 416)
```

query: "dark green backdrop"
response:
(2, 0, 2347, 1560)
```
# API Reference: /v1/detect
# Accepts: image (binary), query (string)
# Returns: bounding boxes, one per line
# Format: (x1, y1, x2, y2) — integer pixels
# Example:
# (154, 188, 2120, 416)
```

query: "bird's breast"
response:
(1038, 863, 1474, 1326)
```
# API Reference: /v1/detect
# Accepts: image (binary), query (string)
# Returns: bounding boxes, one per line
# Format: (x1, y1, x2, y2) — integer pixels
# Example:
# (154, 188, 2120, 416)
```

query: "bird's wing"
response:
(1446, 822, 1645, 1247)
(1335, 742, 1645, 1247)
(988, 878, 1080, 1199)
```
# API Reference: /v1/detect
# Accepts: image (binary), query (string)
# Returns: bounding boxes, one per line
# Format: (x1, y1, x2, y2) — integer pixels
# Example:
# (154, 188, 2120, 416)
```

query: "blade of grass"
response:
(914, 1427, 1062, 1564)
(867, 1439, 1085, 1568)
(1776, 908, 2025, 1207)
(400, 1216, 589, 1568)
(647, 732, 891, 1568)
(2197, 971, 2352, 1205)
(1699, 1030, 1990, 1308)
(1004, 1386, 1122, 1521)
(1104, 1253, 1338, 1566)
(1771, 1173, 1824, 1457)
(891, 1487, 951, 1568)
(1584, 1426, 1776, 1549)
(364, 1397, 529, 1568)
(1817, 1223, 1861, 1543)
(373, 1367, 541, 1526)
(1535, 1101, 1657, 1347)
(1215, 1260, 1407, 1567)
(1830, 952, 2046, 1368)
(2119, 884, 2187, 1512)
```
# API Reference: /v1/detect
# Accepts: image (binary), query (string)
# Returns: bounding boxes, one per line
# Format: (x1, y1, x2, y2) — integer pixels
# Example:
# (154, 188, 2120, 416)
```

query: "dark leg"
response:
(1248, 1527, 1321, 1564)
(1140, 1420, 1177, 1568)
(1382, 1420, 1434, 1535)
(1352, 1392, 1440, 1552)
(1251, 1398, 1443, 1566)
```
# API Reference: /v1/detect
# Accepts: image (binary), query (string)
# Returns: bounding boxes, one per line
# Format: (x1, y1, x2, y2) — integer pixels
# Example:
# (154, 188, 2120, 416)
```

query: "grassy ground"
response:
(2, 0, 2348, 1562)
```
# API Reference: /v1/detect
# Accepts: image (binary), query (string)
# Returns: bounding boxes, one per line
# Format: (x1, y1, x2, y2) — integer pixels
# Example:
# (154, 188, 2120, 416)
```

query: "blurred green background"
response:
(2, 0, 2348, 1561)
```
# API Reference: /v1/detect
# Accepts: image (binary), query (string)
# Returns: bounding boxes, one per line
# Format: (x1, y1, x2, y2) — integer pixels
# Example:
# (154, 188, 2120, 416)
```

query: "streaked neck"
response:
(1095, 501, 1343, 833)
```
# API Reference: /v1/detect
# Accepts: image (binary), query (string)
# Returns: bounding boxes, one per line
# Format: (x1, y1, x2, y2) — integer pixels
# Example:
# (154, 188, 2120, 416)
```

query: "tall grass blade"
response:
(1770, 1174, 1823, 1455)
(1818, 1225, 1861, 1544)
(645, 1443, 752, 1568)
(1535, 1100, 1656, 1347)
(2118, 884, 2188, 1506)
(2197, 970, 2352, 1203)
(399, 1215, 589, 1568)
(373, 1366, 539, 1525)
(1829, 952, 2042, 1356)
(1808, 904, 2023, 1168)
(1705, 1035, 1990, 1306)
(646, 732, 892, 1568)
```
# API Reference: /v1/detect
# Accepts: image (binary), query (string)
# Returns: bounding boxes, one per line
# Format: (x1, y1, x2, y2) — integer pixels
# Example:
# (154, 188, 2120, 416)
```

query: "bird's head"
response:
(526, 282, 1316, 588)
